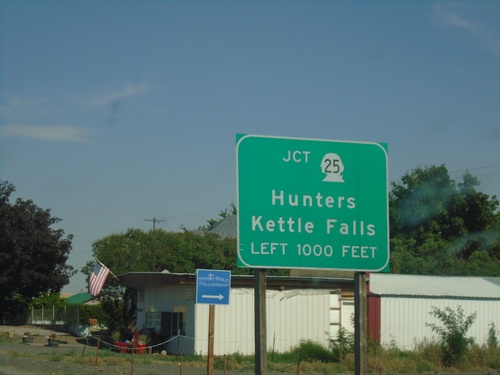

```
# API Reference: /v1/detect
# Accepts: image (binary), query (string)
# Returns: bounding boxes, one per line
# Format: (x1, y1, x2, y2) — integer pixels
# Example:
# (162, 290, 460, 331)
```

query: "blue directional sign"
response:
(196, 269, 231, 305)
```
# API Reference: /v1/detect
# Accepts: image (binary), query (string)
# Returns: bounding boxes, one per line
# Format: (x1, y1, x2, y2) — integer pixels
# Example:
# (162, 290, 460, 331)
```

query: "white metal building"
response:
(368, 274, 500, 350)
(118, 272, 355, 355)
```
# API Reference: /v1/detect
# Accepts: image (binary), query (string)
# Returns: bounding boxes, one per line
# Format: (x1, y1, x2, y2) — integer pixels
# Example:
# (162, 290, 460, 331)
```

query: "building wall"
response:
(368, 295, 381, 342)
(329, 294, 355, 337)
(267, 289, 332, 352)
(138, 284, 196, 354)
(194, 288, 335, 355)
(379, 297, 500, 350)
(138, 285, 347, 355)
(194, 288, 255, 355)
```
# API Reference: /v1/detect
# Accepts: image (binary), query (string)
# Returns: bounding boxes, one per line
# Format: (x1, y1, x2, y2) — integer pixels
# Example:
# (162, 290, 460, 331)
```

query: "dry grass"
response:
(1, 333, 499, 374)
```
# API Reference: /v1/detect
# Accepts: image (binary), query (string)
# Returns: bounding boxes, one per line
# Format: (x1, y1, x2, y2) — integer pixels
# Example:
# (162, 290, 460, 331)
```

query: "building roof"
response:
(208, 215, 237, 239)
(369, 274, 500, 299)
(117, 271, 355, 292)
(64, 292, 93, 304)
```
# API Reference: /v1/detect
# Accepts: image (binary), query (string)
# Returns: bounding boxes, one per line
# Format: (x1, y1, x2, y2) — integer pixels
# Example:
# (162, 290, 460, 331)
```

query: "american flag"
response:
(88, 261, 110, 296)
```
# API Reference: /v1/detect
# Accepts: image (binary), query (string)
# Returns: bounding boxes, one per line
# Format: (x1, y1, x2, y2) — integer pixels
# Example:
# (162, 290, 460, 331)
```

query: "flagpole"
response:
(94, 258, 118, 279)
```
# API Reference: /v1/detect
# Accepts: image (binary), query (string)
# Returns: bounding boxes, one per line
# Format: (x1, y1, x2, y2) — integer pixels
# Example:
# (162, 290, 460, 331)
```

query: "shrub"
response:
(426, 305, 477, 367)
(290, 339, 335, 363)
(487, 322, 498, 350)
(329, 327, 354, 361)
(413, 338, 442, 368)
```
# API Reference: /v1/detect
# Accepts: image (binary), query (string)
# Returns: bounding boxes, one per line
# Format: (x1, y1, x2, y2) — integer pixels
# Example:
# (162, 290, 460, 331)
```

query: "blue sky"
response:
(1, 1, 499, 293)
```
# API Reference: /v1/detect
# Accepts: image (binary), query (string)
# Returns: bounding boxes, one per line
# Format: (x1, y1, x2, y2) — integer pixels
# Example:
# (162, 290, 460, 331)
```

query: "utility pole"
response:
(144, 217, 164, 231)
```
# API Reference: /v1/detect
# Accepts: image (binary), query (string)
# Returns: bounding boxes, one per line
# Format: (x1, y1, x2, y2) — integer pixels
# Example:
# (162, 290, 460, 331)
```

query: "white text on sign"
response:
(282, 150, 310, 163)
(251, 242, 288, 255)
(248, 242, 379, 259)
(251, 215, 376, 236)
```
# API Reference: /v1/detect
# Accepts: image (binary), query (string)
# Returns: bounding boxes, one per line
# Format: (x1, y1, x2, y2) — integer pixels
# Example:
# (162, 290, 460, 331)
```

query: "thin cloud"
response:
(433, 4, 479, 34)
(433, 4, 500, 55)
(1, 124, 92, 142)
(88, 83, 151, 107)
(0, 94, 50, 122)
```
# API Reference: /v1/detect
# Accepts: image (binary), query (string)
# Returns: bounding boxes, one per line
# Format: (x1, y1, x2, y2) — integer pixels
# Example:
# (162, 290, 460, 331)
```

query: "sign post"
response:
(196, 269, 231, 375)
(254, 269, 267, 375)
(355, 272, 368, 375)
(237, 135, 389, 375)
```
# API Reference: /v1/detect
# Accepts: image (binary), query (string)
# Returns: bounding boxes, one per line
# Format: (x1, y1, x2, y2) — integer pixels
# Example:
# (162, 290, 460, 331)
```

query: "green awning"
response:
(65, 292, 93, 304)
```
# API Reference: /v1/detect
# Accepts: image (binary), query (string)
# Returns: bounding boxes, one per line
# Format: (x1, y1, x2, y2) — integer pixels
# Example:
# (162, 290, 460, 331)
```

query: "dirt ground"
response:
(1, 326, 498, 375)
(0, 325, 259, 375)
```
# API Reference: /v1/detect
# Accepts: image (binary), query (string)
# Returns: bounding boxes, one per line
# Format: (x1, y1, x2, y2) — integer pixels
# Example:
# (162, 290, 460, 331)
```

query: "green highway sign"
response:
(236, 134, 389, 272)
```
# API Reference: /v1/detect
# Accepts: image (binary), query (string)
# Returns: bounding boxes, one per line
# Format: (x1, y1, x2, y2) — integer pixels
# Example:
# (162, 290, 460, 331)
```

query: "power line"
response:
(145, 217, 165, 231)
(449, 163, 500, 174)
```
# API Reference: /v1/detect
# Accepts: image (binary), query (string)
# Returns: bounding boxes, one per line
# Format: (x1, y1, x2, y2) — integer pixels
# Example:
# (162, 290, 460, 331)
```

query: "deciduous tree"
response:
(389, 166, 500, 275)
(0, 181, 75, 323)
(84, 227, 253, 333)
(83, 228, 253, 298)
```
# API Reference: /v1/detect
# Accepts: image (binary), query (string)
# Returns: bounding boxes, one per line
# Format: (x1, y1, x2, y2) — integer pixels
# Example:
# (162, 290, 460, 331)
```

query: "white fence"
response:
(28, 306, 80, 326)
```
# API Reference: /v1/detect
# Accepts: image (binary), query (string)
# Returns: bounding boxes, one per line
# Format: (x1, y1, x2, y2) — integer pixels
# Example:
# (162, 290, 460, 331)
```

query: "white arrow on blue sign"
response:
(195, 269, 231, 305)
